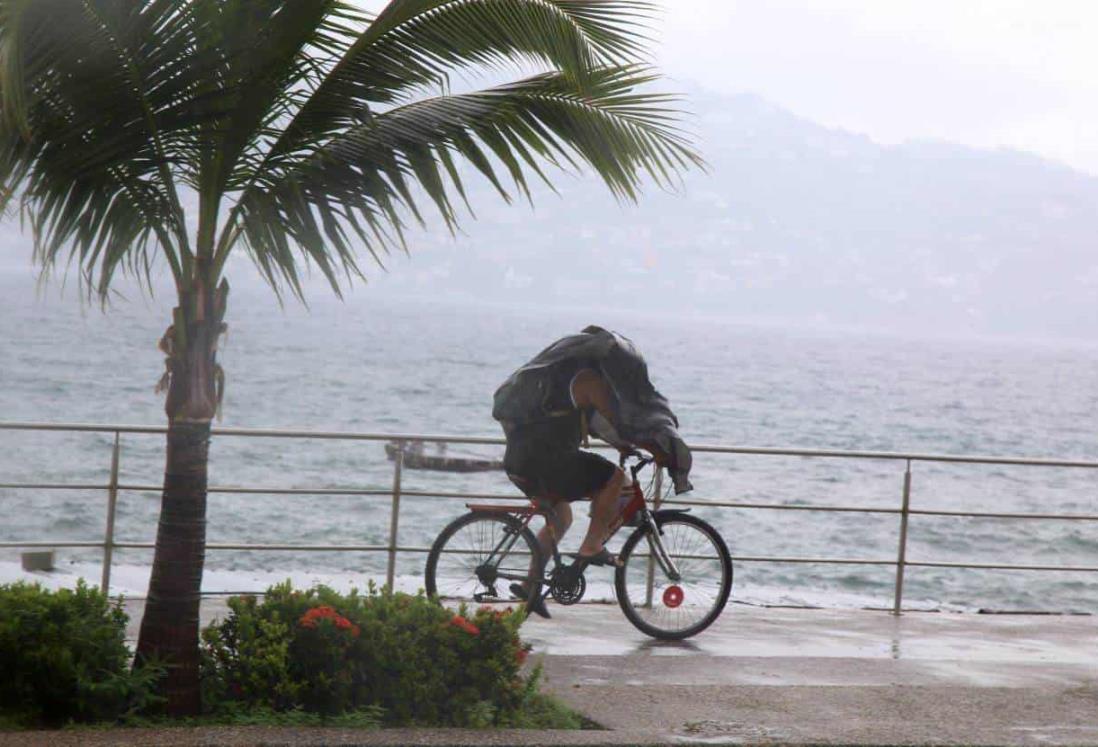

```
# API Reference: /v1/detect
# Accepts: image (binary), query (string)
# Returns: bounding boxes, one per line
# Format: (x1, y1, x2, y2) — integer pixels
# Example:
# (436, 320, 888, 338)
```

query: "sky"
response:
(8, 0, 1098, 301)
(652, 0, 1098, 174)
(351, 0, 1098, 174)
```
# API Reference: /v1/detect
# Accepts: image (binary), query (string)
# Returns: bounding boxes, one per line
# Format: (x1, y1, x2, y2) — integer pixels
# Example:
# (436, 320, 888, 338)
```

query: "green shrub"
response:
(497, 662, 588, 730)
(200, 582, 535, 726)
(123, 704, 386, 729)
(0, 581, 163, 728)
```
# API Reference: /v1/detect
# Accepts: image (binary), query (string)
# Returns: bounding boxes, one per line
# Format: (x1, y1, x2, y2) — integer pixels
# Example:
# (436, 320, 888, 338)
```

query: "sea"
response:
(3, 273, 1098, 613)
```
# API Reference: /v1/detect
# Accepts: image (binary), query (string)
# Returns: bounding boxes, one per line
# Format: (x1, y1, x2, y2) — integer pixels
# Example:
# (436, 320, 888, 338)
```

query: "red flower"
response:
(450, 614, 480, 636)
(515, 648, 529, 665)
(299, 605, 360, 637)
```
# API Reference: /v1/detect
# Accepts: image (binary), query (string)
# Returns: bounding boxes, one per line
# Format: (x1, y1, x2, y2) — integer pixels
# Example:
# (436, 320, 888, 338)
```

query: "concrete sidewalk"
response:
(5, 600, 1095, 746)
(526, 603, 1098, 744)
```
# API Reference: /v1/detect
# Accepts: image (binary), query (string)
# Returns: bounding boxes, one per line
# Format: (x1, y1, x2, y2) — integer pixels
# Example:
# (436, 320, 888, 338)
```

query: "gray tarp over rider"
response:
(493, 325, 692, 617)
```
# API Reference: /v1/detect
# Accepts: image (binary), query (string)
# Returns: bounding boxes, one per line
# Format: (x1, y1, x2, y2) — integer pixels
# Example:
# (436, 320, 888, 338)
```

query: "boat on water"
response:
(385, 440, 503, 473)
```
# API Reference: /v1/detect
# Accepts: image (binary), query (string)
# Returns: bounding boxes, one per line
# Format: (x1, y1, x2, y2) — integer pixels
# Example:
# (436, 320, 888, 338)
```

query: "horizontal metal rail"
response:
(908, 508, 1098, 521)
(0, 482, 112, 491)
(8, 481, 1098, 521)
(907, 559, 1098, 572)
(123, 484, 393, 497)
(664, 498, 1098, 521)
(6, 419, 1098, 467)
(664, 498, 902, 514)
(2, 420, 1097, 613)
(0, 541, 105, 548)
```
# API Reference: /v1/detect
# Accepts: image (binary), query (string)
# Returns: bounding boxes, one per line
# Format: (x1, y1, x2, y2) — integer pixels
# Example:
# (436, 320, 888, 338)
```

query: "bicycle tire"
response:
(614, 512, 732, 640)
(425, 512, 543, 605)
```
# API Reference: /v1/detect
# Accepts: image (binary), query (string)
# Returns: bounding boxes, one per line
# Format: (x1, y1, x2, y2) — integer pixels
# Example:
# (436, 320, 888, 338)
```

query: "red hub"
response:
(662, 585, 684, 608)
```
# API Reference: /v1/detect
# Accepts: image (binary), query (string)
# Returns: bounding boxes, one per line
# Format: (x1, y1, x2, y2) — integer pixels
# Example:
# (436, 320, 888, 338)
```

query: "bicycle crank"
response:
(548, 565, 586, 605)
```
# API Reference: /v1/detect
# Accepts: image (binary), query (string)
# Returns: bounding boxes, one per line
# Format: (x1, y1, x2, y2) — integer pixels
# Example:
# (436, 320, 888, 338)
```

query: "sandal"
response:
(574, 548, 623, 568)
(509, 582, 551, 619)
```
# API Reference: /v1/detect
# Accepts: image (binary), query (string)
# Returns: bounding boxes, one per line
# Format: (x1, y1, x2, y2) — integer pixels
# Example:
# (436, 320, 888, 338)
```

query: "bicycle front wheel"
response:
(425, 512, 542, 603)
(615, 512, 732, 640)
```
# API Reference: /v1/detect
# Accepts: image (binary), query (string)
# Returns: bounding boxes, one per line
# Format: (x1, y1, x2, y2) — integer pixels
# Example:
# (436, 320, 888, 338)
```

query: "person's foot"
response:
(574, 547, 623, 568)
(509, 582, 551, 619)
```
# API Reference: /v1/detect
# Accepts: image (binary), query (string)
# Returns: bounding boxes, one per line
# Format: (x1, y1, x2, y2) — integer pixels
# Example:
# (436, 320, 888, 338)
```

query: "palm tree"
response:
(0, 0, 700, 716)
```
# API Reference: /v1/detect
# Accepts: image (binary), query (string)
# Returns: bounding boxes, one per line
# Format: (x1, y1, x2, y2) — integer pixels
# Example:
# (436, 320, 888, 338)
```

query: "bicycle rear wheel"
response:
(615, 512, 732, 640)
(425, 512, 542, 603)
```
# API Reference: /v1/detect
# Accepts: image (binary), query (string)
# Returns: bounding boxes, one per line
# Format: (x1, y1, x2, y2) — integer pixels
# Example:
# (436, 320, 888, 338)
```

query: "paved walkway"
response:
(5, 600, 1096, 745)
(526, 602, 1098, 744)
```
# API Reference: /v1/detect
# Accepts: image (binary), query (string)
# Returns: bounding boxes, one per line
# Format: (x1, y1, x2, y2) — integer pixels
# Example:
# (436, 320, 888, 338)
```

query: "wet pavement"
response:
(97, 599, 1098, 745)
(525, 602, 1098, 744)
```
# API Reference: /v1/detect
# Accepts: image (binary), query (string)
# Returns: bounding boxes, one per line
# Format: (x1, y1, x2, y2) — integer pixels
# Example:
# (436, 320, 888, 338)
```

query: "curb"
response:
(0, 726, 671, 747)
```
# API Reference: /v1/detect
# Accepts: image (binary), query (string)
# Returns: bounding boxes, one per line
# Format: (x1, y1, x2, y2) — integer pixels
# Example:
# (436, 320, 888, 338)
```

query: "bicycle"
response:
(424, 453, 732, 640)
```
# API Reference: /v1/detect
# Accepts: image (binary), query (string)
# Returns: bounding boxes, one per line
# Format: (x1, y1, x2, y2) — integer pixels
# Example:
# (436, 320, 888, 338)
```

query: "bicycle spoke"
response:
(618, 516, 731, 638)
(427, 514, 539, 603)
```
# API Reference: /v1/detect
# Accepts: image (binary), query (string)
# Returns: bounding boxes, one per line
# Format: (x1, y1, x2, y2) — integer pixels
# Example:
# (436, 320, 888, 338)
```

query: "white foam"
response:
(0, 561, 426, 599)
(0, 560, 951, 610)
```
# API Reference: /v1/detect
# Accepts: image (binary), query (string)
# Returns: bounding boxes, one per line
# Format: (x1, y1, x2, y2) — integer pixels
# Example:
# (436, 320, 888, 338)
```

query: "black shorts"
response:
(504, 443, 617, 502)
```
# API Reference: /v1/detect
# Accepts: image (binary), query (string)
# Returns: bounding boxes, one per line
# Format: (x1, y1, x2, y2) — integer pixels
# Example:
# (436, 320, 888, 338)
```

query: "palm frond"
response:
(185, 0, 357, 221)
(0, 0, 227, 298)
(245, 1, 658, 177)
(225, 66, 700, 298)
(1, 0, 699, 306)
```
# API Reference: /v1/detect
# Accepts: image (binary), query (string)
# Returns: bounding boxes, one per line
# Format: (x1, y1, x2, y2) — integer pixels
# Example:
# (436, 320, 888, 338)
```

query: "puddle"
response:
(673, 719, 791, 744)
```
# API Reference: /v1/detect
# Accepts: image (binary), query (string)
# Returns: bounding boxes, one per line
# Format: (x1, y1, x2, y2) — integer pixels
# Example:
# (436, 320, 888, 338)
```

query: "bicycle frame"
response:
(460, 503, 545, 594)
(623, 457, 683, 584)
(463, 455, 684, 596)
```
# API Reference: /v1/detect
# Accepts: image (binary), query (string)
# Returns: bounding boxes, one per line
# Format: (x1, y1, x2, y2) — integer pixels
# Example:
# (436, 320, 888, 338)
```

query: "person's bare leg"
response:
(526, 500, 572, 581)
(578, 467, 625, 556)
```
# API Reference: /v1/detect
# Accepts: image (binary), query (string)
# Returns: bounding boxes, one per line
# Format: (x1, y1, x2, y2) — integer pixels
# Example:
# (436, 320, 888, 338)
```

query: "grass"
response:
(93, 705, 387, 730)
(497, 691, 600, 730)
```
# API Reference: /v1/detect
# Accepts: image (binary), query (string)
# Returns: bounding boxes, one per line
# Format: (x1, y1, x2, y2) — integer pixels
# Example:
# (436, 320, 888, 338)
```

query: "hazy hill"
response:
(5, 87, 1098, 342)
(369, 88, 1098, 341)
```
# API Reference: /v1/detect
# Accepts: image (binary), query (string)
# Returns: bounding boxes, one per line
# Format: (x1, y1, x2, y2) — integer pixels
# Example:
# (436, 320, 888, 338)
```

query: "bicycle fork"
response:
(640, 510, 683, 582)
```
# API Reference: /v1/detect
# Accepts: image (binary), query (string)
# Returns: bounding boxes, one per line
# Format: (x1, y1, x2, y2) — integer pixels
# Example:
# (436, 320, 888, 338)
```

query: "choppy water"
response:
(3, 275, 1098, 612)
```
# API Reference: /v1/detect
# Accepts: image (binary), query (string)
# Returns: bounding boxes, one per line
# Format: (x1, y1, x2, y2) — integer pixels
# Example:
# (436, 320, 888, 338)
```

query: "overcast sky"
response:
(653, 1, 1098, 174)
(363, 2, 1098, 175)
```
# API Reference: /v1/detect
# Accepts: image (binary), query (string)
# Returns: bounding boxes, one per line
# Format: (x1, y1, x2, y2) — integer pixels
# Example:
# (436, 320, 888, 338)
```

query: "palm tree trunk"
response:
(134, 420, 209, 716)
(135, 278, 227, 717)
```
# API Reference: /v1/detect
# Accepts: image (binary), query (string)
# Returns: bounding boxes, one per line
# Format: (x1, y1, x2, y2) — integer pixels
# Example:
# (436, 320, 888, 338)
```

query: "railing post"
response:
(385, 442, 403, 591)
(100, 432, 120, 595)
(644, 468, 664, 607)
(892, 459, 912, 615)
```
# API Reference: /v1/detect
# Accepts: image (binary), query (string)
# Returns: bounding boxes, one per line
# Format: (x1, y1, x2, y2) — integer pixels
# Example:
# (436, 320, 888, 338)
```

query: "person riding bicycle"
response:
(493, 326, 693, 618)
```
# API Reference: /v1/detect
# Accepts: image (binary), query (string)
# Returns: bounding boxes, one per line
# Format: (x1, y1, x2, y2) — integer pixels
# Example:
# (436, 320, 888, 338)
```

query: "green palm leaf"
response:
(2, 0, 697, 301)
(0, 0, 703, 718)
(0, 0, 227, 294)
(236, 1, 660, 201)
(227, 65, 698, 296)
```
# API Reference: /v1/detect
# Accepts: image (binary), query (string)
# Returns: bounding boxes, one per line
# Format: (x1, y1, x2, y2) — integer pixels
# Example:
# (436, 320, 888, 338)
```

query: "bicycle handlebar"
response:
(621, 450, 655, 481)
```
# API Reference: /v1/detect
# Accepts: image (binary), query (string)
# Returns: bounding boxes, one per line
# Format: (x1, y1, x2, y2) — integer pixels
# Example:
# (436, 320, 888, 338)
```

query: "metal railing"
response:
(2, 420, 1097, 614)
